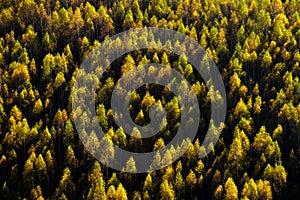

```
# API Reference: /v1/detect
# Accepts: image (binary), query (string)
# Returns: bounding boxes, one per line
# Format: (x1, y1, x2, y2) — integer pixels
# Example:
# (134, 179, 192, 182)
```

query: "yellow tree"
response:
(224, 177, 238, 200)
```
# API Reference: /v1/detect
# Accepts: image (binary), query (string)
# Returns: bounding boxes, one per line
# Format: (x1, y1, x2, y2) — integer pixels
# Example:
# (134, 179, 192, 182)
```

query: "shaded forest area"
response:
(0, 0, 299, 199)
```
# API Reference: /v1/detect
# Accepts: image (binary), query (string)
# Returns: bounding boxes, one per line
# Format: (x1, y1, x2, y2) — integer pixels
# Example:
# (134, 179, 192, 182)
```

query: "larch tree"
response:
(23, 151, 36, 189)
(241, 178, 258, 200)
(71, 7, 84, 38)
(224, 177, 238, 200)
(54, 167, 75, 199)
(35, 154, 47, 185)
(87, 161, 106, 200)
(160, 179, 175, 200)
(257, 179, 273, 200)
(116, 183, 128, 200)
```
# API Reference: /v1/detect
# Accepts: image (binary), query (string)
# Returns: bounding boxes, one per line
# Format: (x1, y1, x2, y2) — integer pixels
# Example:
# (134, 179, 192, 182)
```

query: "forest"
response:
(0, 0, 299, 199)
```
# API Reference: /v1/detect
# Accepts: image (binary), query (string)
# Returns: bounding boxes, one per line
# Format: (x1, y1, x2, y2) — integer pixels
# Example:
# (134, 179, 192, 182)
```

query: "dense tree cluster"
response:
(0, 0, 299, 199)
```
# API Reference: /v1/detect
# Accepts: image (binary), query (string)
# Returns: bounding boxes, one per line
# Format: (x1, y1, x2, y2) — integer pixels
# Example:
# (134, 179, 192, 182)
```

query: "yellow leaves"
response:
(262, 50, 272, 67)
(278, 101, 298, 122)
(214, 185, 223, 199)
(160, 179, 175, 200)
(53, 72, 66, 89)
(234, 98, 250, 119)
(32, 99, 43, 114)
(135, 109, 144, 124)
(239, 85, 248, 98)
(22, 25, 37, 47)
(116, 183, 128, 200)
(35, 154, 47, 175)
(224, 177, 238, 200)
(253, 96, 262, 115)
(10, 105, 23, 121)
(186, 170, 197, 188)
(153, 138, 165, 151)
(229, 73, 241, 95)
(11, 62, 30, 85)
(229, 58, 244, 76)
(141, 92, 156, 111)
(257, 180, 273, 200)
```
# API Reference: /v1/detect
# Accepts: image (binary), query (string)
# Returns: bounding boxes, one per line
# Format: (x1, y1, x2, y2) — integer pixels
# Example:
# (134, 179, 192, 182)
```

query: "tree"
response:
(160, 179, 175, 200)
(116, 183, 128, 200)
(53, 72, 66, 89)
(132, 191, 142, 200)
(21, 25, 38, 57)
(224, 177, 238, 200)
(129, 127, 143, 151)
(123, 9, 134, 30)
(241, 178, 258, 200)
(87, 161, 106, 200)
(32, 98, 43, 115)
(263, 164, 287, 198)
(121, 54, 135, 76)
(213, 170, 222, 185)
(107, 173, 120, 188)
(35, 154, 47, 184)
(44, 150, 55, 194)
(71, 7, 84, 38)
(30, 185, 44, 200)
(55, 167, 75, 199)
(143, 173, 153, 198)
(262, 50, 272, 68)
(174, 170, 185, 199)
(107, 185, 116, 200)
(41, 53, 55, 82)
(124, 156, 137, 173)
(64, 44, 73, 64)
(112, 127, 127, 147)
(272, 124, 283, 141)
(65, 145, 78, 169)
(135, 109, 145, 125)
(186, 169, 197, 196)
(17, 0, 38, 29)
(214, 185, 223, 200)
(63, 119, 74, 146)
(253, 95, 262, 115)
(227, 127, 249, 177)
(234, 98, 251, 120)
(229, 73, 241, 98)
(10, 61, 31, 87)
(257, 179, 273, 200)
(252, 126, 273, 153)
(153, 138, 165, 151)
(10, 105, 23, 122)
(23, 152, 36, 190)
(0, 97, 7, 126)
